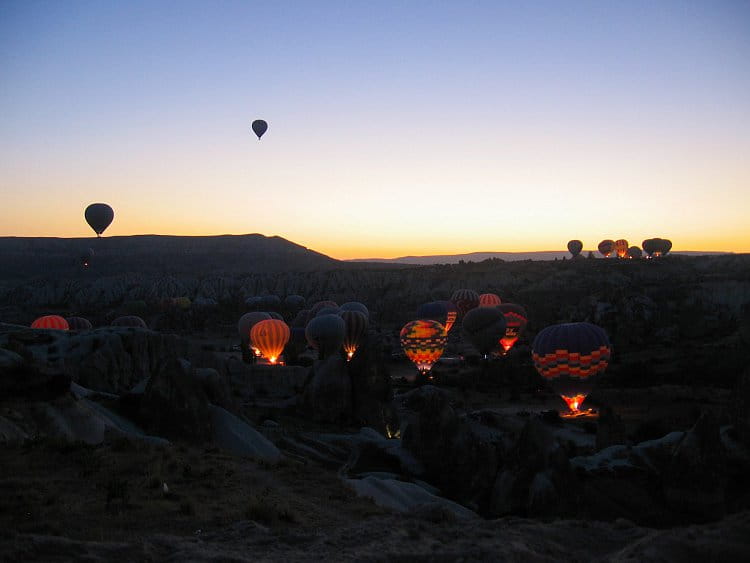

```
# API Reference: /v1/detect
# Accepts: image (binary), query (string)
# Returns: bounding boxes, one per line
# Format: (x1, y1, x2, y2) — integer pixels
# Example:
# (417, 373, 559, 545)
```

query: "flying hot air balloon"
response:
(479, 293, 502, 307)
(252, 119, 268, 139)
(598, 240, 615, 258)
(462, 307, 506, 358)
(615, 239, 629, 259)
(341, 310, 368, 360)
(451, 289, 479, 317)
(84, 203, 114, 237)
(305, 314, 346, 360)
(31, 315, 69, 330)
(532, 322, 611, 414)
(400, 320, 447, 377)
(250, 319, 290, 364)
(567, 240, 583, 258)
(496, 303, 528, 353)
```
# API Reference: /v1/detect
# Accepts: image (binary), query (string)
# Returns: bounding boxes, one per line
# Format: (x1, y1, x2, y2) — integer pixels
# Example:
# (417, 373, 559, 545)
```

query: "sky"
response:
(1, 1, 749, 259)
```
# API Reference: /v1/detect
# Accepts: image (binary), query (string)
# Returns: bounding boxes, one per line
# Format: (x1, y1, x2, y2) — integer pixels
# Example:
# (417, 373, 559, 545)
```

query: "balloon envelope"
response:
(341, 310, 368, 360)
(615, 239, 629, 258)
(628, 246, 642, 259)
(66, 316, 92, 330)
(340, 301, 369, 320)
(462, 307, 506, 356)
(84, 203, 114, 236)
(416, 301, 448, 326)
(252, 119, 268, 139)
(598, 240, 615, 258)
(400, 319, 447, 375)
(310, 300, 338, 317)
(250, 319, 290, 364)
(31, 315, 69, 330)
(567, 240, 583, 257)
(435, 300, 458, 332)
(238, 312, 271, 343)
(496, 303, 528, 353)
(450, 289, 479, 317)
(478, 293, 502, 307)
(305, 314, 346, 359)
(112, 315, 147, 329)
(532, 322, 611, 412)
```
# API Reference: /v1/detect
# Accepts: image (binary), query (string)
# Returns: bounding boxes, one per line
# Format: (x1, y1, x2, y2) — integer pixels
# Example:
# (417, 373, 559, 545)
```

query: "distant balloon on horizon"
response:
(84, 203, 114, 237)
(567, 240, 583, 258)
(251, 119, 268, 140)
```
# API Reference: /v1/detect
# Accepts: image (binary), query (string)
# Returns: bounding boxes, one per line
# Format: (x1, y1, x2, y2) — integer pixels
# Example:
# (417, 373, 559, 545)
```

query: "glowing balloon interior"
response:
(400, 320, 447, 375)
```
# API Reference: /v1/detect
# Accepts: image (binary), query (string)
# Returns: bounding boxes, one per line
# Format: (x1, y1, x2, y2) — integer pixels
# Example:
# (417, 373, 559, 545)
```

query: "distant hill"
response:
(0, 234, 339, 279)
(347, 250, 731, 265)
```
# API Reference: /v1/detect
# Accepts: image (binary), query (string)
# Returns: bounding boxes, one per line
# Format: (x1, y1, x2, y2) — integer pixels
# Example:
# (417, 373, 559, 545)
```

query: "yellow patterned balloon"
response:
(400, 320, 447, 375)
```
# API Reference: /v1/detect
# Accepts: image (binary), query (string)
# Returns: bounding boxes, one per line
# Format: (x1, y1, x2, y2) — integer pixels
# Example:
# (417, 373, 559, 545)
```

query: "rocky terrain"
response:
(1, 242, 749, 561)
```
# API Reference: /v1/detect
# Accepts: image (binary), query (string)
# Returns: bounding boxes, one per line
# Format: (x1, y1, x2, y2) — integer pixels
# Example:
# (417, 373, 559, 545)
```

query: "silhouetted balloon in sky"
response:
(615, 239, 629, 259)
(497, 303, 528, 353)
(451, 289, 479, 316)
(250, 319, 290, 364)
(567, 240, 583, 258)
(252, 119, 268, 139)
(662, 239, 672, 255)
(341, 310, 368, 360)
(642, 238, 672, 258)
(31, 315, 69, 330)
(66, 316, 92, 331)
(112, 315, 147, 329)
(478, 293, 502, 307)
(598, 240, 615, 258)
(462, 307, 506, 356)
(84, 203, 114, 237)
(532, 322, 611, 413)
(306, 313, 346, 359)
(400, 319, 447, 376)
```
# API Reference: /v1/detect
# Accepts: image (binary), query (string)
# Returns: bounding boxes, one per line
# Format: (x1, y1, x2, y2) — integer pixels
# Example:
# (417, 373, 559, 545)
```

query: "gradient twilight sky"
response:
(1, 1, 749, 259)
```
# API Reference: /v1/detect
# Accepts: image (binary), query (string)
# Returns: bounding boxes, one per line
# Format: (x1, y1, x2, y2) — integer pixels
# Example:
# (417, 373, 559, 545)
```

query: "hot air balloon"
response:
(436, 300, 458, 332)
(252, 119, 268, 139)
(340, 301, 369, 320)
(238, 312, 272, 357)
(478, 293, 502, 307)
(316, 306, 341, 317)
(496, 303, 528, 353)
(615, 239, 629, 259)
(451, 289, 479, 317)
(259, 295, 281, 311)
(66, 316, 92, 330)
(400, 320, 447, 376)
(291, 309, 311, 329)
(84, 203, 114, 237)
(112, 315, 147, 328)
(305, 314, 346, 360)
(567, 240, 583, 258)
(341, 310, 368, 360)
(532, 322, 611, 413)
(31, 315, 69, 330)
(642, 239, 659, 258)
(250, 319, 290, 364)
(284, 294, 306, 313)
(310, 300, 338, 317)
(598, 240, 615, 258)
(628, 246, 642, 259)
(662, 239, 672, 255)
(462, 307, 506, 357)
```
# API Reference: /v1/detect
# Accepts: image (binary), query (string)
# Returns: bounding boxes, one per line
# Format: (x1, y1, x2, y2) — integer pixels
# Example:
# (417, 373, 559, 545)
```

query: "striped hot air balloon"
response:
(400, 320, 447, 376)
(436, 300, 458, 333)
(31, 315, 69, 330)
(478, 293, 502, 307)
(615, 239, 629, 259)
(341, 310, 368, 360)
(450, 289, 479, 317)
(532, 322, 611, 413)
(496, 303, 528, 353)
(250, 319, 290, 364)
